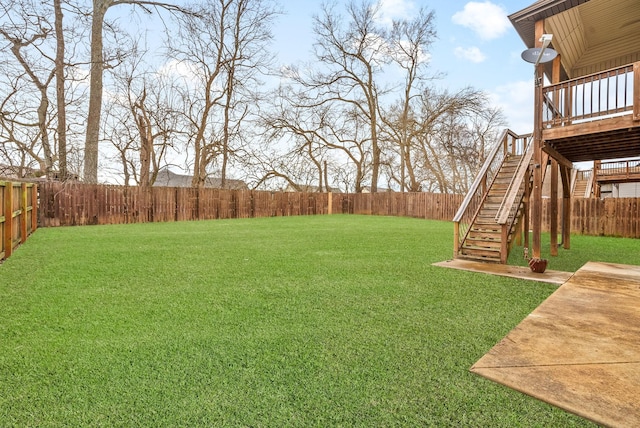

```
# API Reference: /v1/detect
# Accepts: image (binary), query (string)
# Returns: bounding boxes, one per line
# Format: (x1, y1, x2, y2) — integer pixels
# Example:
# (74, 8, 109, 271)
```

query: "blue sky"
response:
(272, 0, 537, 132)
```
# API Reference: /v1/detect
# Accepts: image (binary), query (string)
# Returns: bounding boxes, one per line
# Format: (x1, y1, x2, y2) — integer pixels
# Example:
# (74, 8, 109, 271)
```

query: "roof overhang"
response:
(509, 0, 640, 80)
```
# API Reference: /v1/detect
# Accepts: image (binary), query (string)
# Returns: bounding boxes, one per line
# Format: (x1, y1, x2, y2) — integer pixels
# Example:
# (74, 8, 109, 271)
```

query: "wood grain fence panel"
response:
(237, 190, 252, 218)
(34, 184, 640, 238)
(0, 181, 37, 261)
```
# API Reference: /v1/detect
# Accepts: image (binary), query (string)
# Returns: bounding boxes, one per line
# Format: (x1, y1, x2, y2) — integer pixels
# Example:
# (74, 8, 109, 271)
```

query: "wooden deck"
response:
(471, 261, 640, 427)
(543, 116, 640, 163)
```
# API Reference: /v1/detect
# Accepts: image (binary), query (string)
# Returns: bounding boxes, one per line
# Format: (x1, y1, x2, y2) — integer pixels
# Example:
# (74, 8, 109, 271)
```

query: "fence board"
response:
(0, 181, 38, 261)
(548, 197, 640, 238)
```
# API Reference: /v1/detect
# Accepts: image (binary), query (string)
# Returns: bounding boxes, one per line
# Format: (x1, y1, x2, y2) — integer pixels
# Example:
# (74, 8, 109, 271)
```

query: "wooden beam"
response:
(543, 115, 637, 140)
(524, 169, 530, 251)
(541, 143, 573, 169)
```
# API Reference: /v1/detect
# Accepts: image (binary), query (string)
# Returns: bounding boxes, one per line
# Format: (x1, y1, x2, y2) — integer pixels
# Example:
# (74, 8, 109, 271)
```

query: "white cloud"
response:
(377, 0, 415, 26)
(454, 46, 486, 63)
(158, 59, 201, 85)
(488, 79, 534, 133)
(452, 2, 511, 40)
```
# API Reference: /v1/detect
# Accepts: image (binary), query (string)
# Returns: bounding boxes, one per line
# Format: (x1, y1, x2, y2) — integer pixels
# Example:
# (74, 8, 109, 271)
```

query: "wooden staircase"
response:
(458, 156, 526, 263)
(572, 178, 587, 198)
(453, 130, 533, 264)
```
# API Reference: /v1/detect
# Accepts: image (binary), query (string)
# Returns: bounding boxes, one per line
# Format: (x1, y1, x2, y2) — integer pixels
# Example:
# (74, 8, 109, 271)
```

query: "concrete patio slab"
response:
(433, 258, 573, 285)
(470, 261, 640, 427)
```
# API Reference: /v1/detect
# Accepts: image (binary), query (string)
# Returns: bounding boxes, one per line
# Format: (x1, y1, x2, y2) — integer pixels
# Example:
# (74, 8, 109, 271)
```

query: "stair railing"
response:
(584, 171, 595, 198)
(570, 169, 578, 195)
(453, 129, 526, 258)
(494, 135, 534, 262)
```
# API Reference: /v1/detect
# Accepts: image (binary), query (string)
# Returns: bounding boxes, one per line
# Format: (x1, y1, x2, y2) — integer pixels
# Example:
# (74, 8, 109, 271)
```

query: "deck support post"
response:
(550, 159, 558, 256)
(531, 20, 545, 260)
(500, 224, 508, 264)
(549, 54, 562, 257)
(560, 165, 571, 250)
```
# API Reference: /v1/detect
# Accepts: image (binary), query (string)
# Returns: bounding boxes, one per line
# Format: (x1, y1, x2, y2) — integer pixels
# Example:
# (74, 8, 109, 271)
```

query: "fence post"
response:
(32, 184, 38, 232)
(4, 182, 13, 259)
(20, 183, 27, 244)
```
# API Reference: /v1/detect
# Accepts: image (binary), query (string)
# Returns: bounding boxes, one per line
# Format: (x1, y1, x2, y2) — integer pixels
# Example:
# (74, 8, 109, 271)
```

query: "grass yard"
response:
(2, 215, 625, 426)
(508, 231, 640, 272)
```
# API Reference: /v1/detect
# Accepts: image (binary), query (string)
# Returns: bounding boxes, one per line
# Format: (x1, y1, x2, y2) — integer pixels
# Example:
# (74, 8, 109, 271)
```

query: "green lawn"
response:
(3, 215, 629, 426)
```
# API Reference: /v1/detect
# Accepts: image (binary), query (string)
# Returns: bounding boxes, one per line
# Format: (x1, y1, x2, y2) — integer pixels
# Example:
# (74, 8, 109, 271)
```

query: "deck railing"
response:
(542, 62, 640, 127)
(596, 159, 640, 179)
(452, 129, 529, 258)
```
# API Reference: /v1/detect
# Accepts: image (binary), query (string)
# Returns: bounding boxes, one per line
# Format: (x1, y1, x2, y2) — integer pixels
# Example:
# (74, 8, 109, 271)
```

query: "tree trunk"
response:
(85, 1, 109, 183)
(54, 0, 68, 180)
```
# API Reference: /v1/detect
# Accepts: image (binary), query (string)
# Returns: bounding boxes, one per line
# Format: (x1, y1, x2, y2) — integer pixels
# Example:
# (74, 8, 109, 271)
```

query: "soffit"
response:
(510, 0, 640, 78)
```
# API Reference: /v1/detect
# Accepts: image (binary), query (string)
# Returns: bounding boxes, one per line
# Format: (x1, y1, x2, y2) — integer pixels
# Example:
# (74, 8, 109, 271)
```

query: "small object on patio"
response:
(529, 257, 548, 273)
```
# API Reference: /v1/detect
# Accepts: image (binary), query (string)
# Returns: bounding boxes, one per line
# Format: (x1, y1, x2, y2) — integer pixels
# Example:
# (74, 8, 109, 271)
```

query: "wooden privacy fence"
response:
(340, 191, 464, 220)
(541, 197, 640, 238)
(37, 182, 464, 227)
(1, 181, 38, 260)
(37, 182, 640, 238)
(38, 182, 330, 226)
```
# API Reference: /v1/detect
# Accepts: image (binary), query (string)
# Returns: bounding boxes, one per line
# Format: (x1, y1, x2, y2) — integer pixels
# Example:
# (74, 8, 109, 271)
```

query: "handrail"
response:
(495, 136, 534, 224)
(596, 159, 640, 177)
(453, 129, 510, 222)
(542, 61, 637, 127)
(584, 172, 594, 198)
(453, 129, 530, 258)
(570, 169, 578, 194)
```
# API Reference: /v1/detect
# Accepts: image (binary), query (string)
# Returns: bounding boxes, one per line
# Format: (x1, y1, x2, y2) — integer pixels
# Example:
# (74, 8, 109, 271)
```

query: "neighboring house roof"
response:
(361, 186, 394, 193)
(0, 164, 80, 182)
(284, 183, 341, 193)
(153, 168, 248, 190)
(0, 164, 41, 180)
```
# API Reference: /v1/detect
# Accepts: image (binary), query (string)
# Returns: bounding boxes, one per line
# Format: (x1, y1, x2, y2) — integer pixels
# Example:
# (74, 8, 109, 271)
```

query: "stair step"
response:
(460, 245, 501, 259)
(456, 152, 530, 265)
(465, 238, 502, 249)
(468, 231, 502, 240)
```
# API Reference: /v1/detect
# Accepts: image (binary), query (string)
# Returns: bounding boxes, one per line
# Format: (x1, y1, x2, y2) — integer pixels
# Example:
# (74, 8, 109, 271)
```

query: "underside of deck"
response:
(543, 116, 640, 162)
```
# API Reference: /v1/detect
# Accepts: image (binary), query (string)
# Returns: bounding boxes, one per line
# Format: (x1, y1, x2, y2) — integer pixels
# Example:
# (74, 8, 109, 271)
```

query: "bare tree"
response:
(83, 0, 193, 183)
(102, 44, 184, 186)
(287, 1, 389, 192)
(0, 3, 56, 177)
(167, 0, 279, 188)
(406, 87, 505, 193)
(53, 0, 69, 179)
(0, 0, 88, 180)
(380, 6, 437, 192)
(259, 82, 374, 192)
